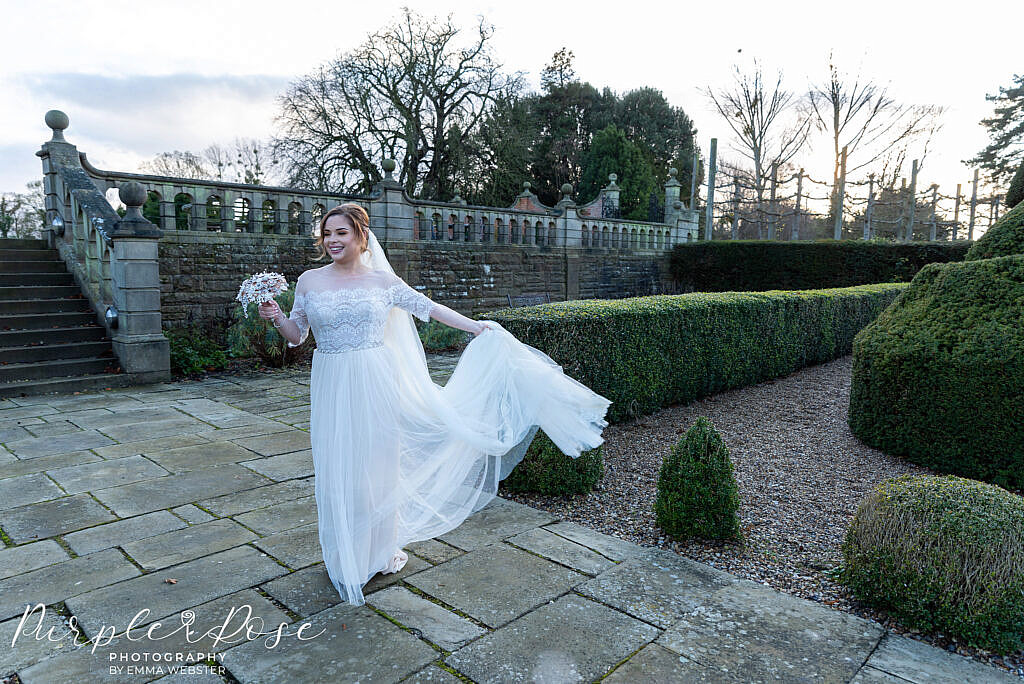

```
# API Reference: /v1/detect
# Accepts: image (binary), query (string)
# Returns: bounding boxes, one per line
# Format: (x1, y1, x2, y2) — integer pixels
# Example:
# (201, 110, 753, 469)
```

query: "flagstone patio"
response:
(0, 358, 1017, 683)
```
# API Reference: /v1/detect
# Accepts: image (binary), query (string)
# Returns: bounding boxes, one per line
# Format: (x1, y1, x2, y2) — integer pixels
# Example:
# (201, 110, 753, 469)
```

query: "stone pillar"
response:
(602, 174, 621, 218)
(369, 159, 415, 243)
(36, 110, 77, 249)
(556, 183, 580, 247)
(108, 182, 170, 383)
(664, 167, 681, 225)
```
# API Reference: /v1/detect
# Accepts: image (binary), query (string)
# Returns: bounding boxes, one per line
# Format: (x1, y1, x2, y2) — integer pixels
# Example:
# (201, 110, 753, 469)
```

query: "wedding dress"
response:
(287, 231, 611, 606)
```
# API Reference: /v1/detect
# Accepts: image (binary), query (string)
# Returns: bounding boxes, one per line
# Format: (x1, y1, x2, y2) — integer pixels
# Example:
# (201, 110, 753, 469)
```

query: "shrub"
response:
(840, 475, 1024, 654)
(418, 319, 469, 352)
(484, 283, 905, 424)
(669, 241, 968, 292)
(965, 201, 1024, 261)
(654, 417, 740, 542)
(1006, 161, 1024, 210)
(227, 284, 313, 367)
(165, 327, 228, 377)
(502, 429, 604, 496)
(849, 255, 1024, 488)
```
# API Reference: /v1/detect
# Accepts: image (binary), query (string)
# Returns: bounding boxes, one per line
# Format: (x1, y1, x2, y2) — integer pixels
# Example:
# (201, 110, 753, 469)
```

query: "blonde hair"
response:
(314, 203, 370, 261)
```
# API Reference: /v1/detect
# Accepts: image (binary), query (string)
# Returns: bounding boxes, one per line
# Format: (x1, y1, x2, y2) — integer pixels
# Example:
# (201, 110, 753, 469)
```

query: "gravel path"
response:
(503, 355, 1024, 678)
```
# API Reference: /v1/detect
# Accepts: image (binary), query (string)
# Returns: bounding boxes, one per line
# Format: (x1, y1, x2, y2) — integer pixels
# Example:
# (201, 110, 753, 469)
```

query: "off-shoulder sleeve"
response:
(286, 291, 310, 347)
(391, 279, 436, 322)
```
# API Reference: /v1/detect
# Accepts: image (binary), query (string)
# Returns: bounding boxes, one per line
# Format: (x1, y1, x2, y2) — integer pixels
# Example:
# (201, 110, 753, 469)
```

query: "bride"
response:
(258, 203, 611, 606)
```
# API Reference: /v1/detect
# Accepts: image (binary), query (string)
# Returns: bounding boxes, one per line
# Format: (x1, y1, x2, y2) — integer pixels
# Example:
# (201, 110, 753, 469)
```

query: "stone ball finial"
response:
(673, 200, 683, 210)
(382, 158, 396, 173)
(45, 110, 69, 142)
(608, 173, 617, 183)
(561, 183, 573, 195)
(119, 182, 147, 208)
(669, 167, 678, 178)
(523, 181, 532, 191)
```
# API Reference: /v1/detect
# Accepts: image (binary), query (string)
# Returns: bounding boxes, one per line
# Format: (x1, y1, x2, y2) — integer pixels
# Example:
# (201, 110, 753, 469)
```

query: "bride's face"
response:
(322, 215, 361, 265)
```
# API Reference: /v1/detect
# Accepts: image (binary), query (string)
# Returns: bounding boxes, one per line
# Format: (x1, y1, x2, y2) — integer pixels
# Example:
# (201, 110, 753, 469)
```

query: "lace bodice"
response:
(287, 273, 436, 353)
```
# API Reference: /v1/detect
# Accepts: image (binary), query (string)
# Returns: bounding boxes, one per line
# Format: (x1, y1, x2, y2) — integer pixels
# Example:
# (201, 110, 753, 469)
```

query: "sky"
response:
(1, 0, 1020, 211)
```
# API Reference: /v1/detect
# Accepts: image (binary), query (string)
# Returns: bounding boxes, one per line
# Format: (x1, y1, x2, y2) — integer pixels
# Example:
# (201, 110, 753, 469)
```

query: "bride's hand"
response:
(258, 301, 282, 321)
(474, 321, 495, 336)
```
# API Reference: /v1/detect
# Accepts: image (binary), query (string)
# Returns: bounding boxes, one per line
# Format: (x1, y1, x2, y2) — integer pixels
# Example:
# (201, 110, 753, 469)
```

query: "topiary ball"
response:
(655, 417, 741, 542)
(502, 430, 604, 496)
(841, 474, 1024, 654)
(965, 201, 1024, 260)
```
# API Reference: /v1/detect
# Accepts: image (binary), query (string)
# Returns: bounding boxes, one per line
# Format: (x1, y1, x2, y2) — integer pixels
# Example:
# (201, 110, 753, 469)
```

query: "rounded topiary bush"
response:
(849, 254, 1024, 488)
(502, 430, 604, 496)
(841, 474, 1024, 654)
(965, 200, 1024, 260)
(655, 417, 741, 542)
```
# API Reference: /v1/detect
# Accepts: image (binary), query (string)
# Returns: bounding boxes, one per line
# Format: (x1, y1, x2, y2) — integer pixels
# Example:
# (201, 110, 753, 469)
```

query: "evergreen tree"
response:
(969, 74, 1024, 184)
(1006, 160, 1024, 209)
(579, 125, 657, 220)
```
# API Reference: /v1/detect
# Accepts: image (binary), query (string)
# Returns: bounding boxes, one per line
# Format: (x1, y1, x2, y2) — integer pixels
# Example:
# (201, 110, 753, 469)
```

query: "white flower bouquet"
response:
(236, 271, 289, 317)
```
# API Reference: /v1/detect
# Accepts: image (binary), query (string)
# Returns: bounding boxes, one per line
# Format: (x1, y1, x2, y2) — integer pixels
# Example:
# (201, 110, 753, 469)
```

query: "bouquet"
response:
(236, 271, 289, 317)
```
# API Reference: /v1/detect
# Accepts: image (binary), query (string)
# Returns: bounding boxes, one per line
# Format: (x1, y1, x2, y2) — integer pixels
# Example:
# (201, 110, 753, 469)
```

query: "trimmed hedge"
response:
(841, 475, 1024, 654)
(483, 283, 906, 424)
(965, 201, 1024, 261)
(502, 430, 604, 496)
(655, 417, 741, 542)
(670, 241, 968, 292)
(849, 255, 1024, 488)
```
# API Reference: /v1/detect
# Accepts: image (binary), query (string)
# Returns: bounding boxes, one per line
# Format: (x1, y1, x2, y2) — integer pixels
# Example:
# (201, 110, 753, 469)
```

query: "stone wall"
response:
(158, 232, 677, 330)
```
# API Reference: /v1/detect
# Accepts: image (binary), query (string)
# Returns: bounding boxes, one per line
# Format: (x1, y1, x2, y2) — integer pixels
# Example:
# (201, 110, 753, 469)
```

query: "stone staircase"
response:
(0, 238, 133, 397)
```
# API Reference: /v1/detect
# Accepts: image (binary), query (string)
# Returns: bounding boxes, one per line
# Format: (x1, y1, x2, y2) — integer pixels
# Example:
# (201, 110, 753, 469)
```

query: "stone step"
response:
(0, 311, 97, 331)
(0, 273, 74, 287)
(0, 260, 67, 273)
(0, 298, 91, 315)
(0, 238, 49, 249)
(0, 372, 135, 399)
(1, 340, 114, 364)
(0, 248, 62, 262)
(0, 286, 81, 300)
(0, 356, 119, 383)
(0, 325, 108, 347)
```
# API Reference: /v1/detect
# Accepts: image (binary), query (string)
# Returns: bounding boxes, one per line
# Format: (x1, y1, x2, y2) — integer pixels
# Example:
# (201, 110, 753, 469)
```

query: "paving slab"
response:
(364, 555, 431, 595)
(174, 398, 260, 428)
(0, 425, 37, 442)
(437, 497, 558, 551)
(65, 406, 184, 430)
(506, 527, 616, 575)
(91, 434, 210, 459)
(233, 495, 317, 534)
(231, 430, 310, 457)
(0, 450, 101, 479)
(862, 632, 1020, 683)
(252, 522, 321, 568)
(221, 602, 437, 684)
(0, 608, 77, 676)
(367, 586, 487, 651)
(121, 518, 258, 570)
(576, 548, 735, 629)
(657, 579, 883, 683)
(5, 429, 115, 459)
(99, 416, 209, 442)
(404, 665, 464, 683)
(64, 511, 188, 556)
(0, 548, 140, 621)
(447, 593, 660, 683)
(197, 477, 314, 517)
(407, 543, 585, 628)
(0, 539, 69, 580)
(260, 564, 341, 618)
(0, 405, 59, 420)
(171, 504, 215, 524)
(191, 421, 296, 442)
(66, 545, 288, 634)
(0, 473, 65, 511)
(0, 492, 117, 543)
(146, 441, 259, 472)
(46, 454, 170, 494)
(542, 520, 645, 562)
(603, 643, 737, 683)
(406, 538, 464, 565)
(91, 463, 270, 517)
(851, 666, 913, 683)
(24, 420, 84, 438)
(241, 449, 313, 481)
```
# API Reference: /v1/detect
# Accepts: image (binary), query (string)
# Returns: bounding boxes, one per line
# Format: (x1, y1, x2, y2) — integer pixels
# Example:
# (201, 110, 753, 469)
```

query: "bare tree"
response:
(140, 151, 209, 179)
(273, 9, 522, 198)
(705, 62, 812, 238)
(0, 181, 45, 239)
(809, 56, 943, 215)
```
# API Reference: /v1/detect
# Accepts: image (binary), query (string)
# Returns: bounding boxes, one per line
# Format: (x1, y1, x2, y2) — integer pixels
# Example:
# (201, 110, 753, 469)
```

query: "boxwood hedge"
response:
(483, 283, 906, 424)
(965, 201, 1024, 261)
(849, 255, 1024, 488)
(669, 241, 967, 292)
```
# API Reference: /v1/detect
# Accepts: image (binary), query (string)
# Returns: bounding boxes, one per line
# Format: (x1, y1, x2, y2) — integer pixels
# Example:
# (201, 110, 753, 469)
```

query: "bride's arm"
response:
(427, 303, 492, 336)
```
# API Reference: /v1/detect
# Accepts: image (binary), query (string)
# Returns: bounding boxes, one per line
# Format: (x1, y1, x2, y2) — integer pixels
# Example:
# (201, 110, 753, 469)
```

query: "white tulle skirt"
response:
(309, 324, 611, 605)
